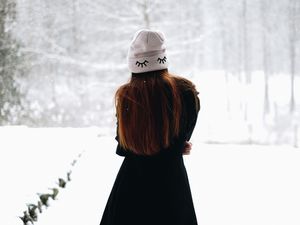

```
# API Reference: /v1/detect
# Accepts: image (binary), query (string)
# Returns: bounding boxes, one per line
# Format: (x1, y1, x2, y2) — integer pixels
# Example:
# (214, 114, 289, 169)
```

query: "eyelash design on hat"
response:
(136, 60, 149, 67)
(157, 56, 167, 64)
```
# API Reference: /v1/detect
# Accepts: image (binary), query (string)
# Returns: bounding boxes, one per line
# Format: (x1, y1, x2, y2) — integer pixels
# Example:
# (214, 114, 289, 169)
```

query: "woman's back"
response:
(115, 73, 200, 158)
(99, 29, 200, 225)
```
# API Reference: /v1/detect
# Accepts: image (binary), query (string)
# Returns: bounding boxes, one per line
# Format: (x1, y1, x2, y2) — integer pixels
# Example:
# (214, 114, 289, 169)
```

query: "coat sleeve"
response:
(184, 89, 200, 142)
(115, 114, 130, 157)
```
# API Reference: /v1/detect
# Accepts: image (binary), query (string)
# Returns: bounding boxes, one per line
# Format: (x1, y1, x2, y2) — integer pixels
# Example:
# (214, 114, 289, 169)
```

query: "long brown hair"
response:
(114, 69, 198, 156)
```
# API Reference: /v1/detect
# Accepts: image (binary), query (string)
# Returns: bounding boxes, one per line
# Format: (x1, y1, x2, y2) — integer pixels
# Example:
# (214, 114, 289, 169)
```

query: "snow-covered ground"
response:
(1, 127, 300, 225)
(193, 71, 300, 146)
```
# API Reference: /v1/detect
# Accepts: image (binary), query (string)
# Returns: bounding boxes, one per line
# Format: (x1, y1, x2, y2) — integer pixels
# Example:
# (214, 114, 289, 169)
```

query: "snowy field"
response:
(1, 127, 300, 225)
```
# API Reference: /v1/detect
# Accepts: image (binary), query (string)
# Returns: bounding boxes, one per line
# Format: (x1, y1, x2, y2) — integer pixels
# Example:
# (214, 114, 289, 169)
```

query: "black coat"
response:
(99, 83, 200, 225)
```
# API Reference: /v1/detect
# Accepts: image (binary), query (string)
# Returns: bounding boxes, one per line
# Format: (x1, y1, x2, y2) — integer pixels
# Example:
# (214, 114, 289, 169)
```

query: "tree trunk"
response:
(0, 0, 22, 125)
(142, 0, 150, 29)
(261, 0, 270, 120)
(289, 0, 296, 113)
(242, 0, 251, 84)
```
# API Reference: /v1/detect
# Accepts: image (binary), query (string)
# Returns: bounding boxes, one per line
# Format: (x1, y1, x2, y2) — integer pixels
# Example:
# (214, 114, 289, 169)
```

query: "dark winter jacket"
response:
(99, 80, 200, 225)
(115, 83, 200, 157)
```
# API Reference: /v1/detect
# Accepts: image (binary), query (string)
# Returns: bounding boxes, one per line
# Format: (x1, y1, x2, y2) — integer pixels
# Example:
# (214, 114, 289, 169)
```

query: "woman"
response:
(99, 29, 200, 225)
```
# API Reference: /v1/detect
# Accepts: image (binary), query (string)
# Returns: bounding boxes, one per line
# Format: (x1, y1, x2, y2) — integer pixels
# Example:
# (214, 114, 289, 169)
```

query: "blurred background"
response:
(1, 0, 299, 146)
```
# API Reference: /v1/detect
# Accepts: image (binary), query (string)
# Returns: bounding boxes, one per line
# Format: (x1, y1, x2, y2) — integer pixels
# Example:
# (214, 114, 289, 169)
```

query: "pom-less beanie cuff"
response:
(128, 52, 168, 73)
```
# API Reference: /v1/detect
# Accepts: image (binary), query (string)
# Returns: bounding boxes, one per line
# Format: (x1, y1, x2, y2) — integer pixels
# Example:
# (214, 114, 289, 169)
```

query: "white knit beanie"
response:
(127, 29, 168, 73)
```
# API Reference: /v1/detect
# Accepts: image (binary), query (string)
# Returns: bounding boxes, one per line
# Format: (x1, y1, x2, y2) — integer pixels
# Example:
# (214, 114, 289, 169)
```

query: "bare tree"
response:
(139, 0, 151, 28)
(288, 0, 299, 113)
(242, 0, 251, 84)
(0, 0, 24, 125)
(237, 0, 251, 122)
(218, 0, 231, 114)
(71, 0, 79, 54)
(261, 0, 271, 119)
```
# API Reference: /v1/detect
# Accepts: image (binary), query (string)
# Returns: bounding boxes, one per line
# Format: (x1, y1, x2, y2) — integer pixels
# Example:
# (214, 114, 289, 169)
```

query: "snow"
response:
(1, 127, 299, 225)
(0, 126, 99, 225)
(193, 71, 300, 146)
